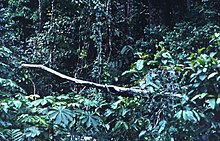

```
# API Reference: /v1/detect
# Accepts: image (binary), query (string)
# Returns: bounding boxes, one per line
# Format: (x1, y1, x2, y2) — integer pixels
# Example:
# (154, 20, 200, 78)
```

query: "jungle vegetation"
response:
(0, 0, 219, 140)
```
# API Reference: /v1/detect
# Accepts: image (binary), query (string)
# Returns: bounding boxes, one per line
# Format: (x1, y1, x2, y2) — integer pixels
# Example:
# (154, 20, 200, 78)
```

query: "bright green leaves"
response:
(0, 46, 12, 57)
(0, 78, 26, 94)
(138, 73, 160, 92)
(121, 69, 137, 76)
(161, 51, 172, 65)
(175, 110, 201, 122)
(103, 96, 141, 134)
(198, 47, 205, 54)
(80, 111, 102, 130)
(138, 119, 168, 140)
(31, 96, 54, 107)
(191, 93, 208, 101)
(184, 45, 219, 105)
(113, 120, 129, 131)
(174, 110, 182, 119)
(139, 130, 147, 138)
(154, 47, 174, 65)
(13, 100, 22, 109)
(122, 57, 165, 92)
(157, 120, 167, 134)
(24, 126, 40, 138)
(136, 59, 145, 70)
(1, 102, 10, 113)
(182, 110, 195, 121)
(217, 95, 220, 104)
(18, 114, 47, 126)
(48, 106, 74, 125)
(210, 32, 220, 45)
(208, 98, 216, 109)
(182, 45, 220, 114)
(191, 92, 217, 110)
(199, 74, 207, 81)
(0, 98, 24, 113)
(10, 129, 23, 141)
(1, 0, 219, 140)
(145, 74, 160, 92)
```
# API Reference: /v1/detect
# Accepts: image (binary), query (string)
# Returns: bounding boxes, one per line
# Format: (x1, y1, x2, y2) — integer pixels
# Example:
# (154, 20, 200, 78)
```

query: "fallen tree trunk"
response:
(21, 64, 149, 96)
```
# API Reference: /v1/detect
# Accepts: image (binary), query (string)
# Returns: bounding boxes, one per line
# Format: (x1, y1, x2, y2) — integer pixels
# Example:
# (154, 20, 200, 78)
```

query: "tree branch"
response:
(21, 64, 149, 96)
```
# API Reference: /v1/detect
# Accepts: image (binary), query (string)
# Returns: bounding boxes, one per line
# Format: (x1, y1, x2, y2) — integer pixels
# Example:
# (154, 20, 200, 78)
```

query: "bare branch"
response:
(21, 64, 149, 96)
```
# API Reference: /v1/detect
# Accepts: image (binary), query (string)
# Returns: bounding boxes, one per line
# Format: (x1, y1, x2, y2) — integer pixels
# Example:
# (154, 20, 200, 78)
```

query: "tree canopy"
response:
(0, 0, 219, 140)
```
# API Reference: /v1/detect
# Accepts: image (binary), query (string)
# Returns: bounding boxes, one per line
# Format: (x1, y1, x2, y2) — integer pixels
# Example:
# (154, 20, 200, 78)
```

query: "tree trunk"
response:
(106, 0, 112, 62)
(38, 0, 42, 32)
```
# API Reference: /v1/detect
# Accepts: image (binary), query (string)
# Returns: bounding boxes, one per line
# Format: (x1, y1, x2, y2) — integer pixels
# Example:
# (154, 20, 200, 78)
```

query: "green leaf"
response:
(148, 82, 159, 89)
(147, 86, 154, 93)
(57, 95, 70, 100)
(191, 93, 208, 101)
(199, 75, 207, 81)
(121, 69, 137, 76)
(123, 122, 129, 130)
(25, 126, 40, 138)
(198, 47, 205, 54)
(54, 112, 62, 124)
(161, 59, 168, 64)
(0, 78, 25, 93)
(185, 110, 194, 121)
(158, 120, 167, 133)
(174, 110, 182, 119)
(192, 110, 200, 122)
(41, 99, 47, 106)
(105, 109, 114, 117)
(136, 60, 145, 70)
(214, 33, 220, 37)
(140, 80, 147, 89)
(0, 46, 12, 56)
(193, 83, 200, 88)
(48, 110, 59, 120)
(13, 100, 22, 109)
(139, 130, 146, 137)
(31, 99, 42, 107)
(162, 52, 171, 58)
(168, 126, 177, 134)
(114, 121, 122, 130)
(111, 101, 120, 109)
(115, 30, 120, 37)
(208, 99, 216, 109)
(11, 129, 23, 141)
(86, 117, 92, 128)
(203, 68, 207, 72)
(182, 110, 187, 121)
(147, 60, 158, 65)
(210, 52, 217, 57)
(48, 106, 73, 125)
(217, 95, 220, 104)
(105, 124, 110, 130)
(197, 57, 205, 65)
(122, 109, 129, 117)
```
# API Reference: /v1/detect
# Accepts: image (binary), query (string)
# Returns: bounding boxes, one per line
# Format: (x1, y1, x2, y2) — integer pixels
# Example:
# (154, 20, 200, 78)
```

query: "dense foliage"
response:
(0, 0, 219, 140)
